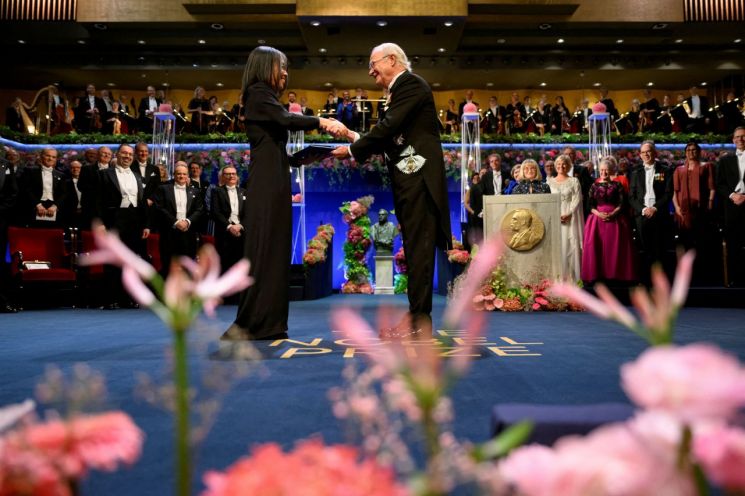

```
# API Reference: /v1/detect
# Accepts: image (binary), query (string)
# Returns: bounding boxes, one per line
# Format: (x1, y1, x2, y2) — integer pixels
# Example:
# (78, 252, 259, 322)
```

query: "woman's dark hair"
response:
(241, 46, 288, 105)
(685, 140, 701, 154)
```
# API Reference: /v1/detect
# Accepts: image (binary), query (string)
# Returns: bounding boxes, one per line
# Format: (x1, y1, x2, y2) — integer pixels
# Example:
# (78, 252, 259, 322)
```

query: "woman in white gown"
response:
(547, 154, 584, 281)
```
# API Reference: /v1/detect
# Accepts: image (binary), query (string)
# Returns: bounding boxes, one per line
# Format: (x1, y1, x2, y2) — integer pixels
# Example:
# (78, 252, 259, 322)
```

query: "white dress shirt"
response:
(73, 178, 82, 208)
(137, 162, 147, 178)
(493, 172, 502, 195)
(690, 95, 702, 118)
(226, 186, 240, 225)
(40, 166, 54, 201)
(88, 95, 96, 109)
(174, 184, 188, 223)
(148, 97, 158, 112)
(735, 150, 745, 194)
(643, 164, 657, 208)
(115, 166, 138, 208)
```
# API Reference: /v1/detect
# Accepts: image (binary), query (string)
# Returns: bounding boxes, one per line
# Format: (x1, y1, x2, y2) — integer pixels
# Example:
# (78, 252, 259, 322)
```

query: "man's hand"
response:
(142, 228, 150, 239)
(732, 192, 745, 206)
(46, 205, 58, 217)
(642, 206, 657, 218)
(175, 219, 190, 232)
(228, 224, 243, 237)
(331, 146, 351, 160)
(36, 204, 47, 217)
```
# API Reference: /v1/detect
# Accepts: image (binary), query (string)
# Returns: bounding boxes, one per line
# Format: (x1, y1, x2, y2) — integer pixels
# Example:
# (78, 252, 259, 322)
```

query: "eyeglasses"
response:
(368, 54, 390, 70)
(222, 172, 237, 176)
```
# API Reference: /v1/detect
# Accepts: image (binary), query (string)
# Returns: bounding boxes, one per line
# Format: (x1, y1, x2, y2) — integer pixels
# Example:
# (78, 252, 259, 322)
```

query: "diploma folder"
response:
(289, 145, 335, 167)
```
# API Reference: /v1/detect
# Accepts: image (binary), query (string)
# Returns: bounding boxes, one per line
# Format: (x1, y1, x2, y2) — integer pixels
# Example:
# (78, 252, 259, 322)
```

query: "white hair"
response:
(372, 42, 411, 71)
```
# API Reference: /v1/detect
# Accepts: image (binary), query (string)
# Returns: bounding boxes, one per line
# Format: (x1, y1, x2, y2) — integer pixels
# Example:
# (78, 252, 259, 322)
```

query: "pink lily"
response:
(81, 222, 156, 280)
(0, 399, 35, 433)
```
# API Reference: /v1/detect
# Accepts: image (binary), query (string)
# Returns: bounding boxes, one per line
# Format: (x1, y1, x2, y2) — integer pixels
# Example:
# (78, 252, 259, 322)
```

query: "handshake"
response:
(318, 117, 355, 142)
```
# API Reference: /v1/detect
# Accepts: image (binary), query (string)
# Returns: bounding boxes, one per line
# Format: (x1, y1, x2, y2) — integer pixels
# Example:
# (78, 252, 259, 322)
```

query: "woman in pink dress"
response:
(581, 156, 637, 283)
(672, 141, 715, 249)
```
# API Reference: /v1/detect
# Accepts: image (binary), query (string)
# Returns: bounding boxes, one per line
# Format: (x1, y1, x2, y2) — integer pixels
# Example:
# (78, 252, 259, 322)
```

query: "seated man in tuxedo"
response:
(19, 147, 68, 227)
(211, 166, 246, 272)
(153, 163, 204, 276)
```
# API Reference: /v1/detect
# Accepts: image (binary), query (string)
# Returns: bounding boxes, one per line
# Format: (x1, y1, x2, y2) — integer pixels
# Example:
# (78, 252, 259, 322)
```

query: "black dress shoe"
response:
(0, 304, 19, 314)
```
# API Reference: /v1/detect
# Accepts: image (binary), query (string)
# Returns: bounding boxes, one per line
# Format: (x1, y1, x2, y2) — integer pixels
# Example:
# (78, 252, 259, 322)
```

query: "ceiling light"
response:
(486, 82, 494, 87)
(735, 38, 742, 43)
(497, 38, 506, 44)
(437, 47, 446, 53)
(323, 82, 333, 87)
(432, 82, 441, 87)
(138, 56, 145, 61)
(193, 63, 199, 67)
(443, 21, 454, 27)
(376, 20, 387, 27)
(77, 40, 86, 44)
(107, 82, 116, 87)
(310, 21, 321, 27)
(647, 82, 654, 86)
(141, 74, 147, 78)
(198, 39, 207, 44)
(593, 82, 602, 87)
(210, 23, 224, 30)
(540, 82, 547, 87)
(137, 40, 146, 45)
(216, 82, 224, 87)
(652, 23, 668, 29)
(210, 63, 218, 68)
(538, 23, 551, 30)
(557, 38, 565, 44)
(93, 23, 107, 30)
(701, 81, 707, 86)
(257, 39, 266, 44)
(162, 83, 170, 87)
(17, 39, 25, 44)
(318, 47, 327, 53)
(675, 38, 683, 44)
(616, 39, 624, 44)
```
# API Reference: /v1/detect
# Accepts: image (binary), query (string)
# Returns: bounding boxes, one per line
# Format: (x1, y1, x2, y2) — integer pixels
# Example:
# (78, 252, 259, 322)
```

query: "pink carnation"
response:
(693, 424, 745, 490)
(202, 439, 408, 496)
(621, 344, 745, 423)
(592, 102, 607, 113)
(288, 103, 302, 114)
(463, 102, 478, 113)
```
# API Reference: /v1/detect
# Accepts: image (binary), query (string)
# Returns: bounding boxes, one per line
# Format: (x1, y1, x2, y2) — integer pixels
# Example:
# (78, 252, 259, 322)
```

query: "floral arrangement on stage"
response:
(302, 224, 335, 267)
(340, 196, 375, 294)
(447, 238, 471, 265)
(453, 253, 582, 312)
(0, 368, 143, 495)
(393, 246, 407, 294)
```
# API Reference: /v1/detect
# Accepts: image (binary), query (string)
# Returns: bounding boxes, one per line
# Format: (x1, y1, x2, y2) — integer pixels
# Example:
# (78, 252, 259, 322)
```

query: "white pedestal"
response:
(374, 255, 394, 295)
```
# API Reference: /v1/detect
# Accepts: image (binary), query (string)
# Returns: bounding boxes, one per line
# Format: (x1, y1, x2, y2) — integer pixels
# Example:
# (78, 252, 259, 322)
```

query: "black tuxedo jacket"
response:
(629, 161, 674, 217)
(302, 107, 314, 117)
(97, 167, 148, 229)
(211, 185, 246, 233)
(481, 167, 511, 195)
(685, 95, 710, 118)
(20, 166, 68, 217)
(77, 164, 106, 220)
(716, 153, 745, 220)
(350, 71, 451, 249)
(75, 96, 107, 131)
(132, 162, 161, 201)
(0, 162, 18, 219)
(153, 183, 204, 231)
(571, 164, 594, 199)
(138, 97, 162, 119)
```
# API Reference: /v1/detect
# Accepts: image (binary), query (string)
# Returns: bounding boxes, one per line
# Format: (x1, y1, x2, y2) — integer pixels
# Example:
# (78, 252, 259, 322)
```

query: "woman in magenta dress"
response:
(581, 156, 637, 283)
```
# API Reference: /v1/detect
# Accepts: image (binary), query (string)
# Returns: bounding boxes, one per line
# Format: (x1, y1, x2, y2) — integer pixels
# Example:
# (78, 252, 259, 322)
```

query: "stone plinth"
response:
(374, 255, 394, 295)
(483, 194, 563, 285)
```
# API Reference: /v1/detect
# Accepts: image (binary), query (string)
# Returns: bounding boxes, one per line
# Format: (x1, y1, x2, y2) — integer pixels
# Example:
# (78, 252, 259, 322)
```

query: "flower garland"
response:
(393, 246, 407, 294)
(340, 195, 374, 294)
(302, 224, 335, 267)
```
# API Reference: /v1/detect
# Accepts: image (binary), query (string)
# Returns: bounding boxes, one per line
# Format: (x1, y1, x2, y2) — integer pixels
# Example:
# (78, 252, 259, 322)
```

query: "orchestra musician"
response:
(482, 96, 504, 134)
(671, 93, 689, 133)
(639, 89, 660, 132)
(505, 92, 526, 134)
(550, 96, 570, 135)
(655, 94, 674, 134)
(137, 86, 161, 133)
(444, 98, 459, 134)
(719, 91, 744, 134)
(74, 84, 107, 133)
(230, 93, 246, 133)
(685, 86, 710, 134)
(187, 86, 210, 134)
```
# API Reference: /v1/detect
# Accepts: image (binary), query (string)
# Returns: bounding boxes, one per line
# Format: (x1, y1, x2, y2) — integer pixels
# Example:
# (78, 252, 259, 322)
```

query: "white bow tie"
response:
(737, 150, 744, 157)
(175, 185, 186, 191)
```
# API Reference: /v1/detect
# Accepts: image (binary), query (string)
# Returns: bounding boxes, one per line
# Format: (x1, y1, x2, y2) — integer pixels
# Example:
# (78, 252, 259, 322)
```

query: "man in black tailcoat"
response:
(0, 155, 19, 312)
(153, 163, 204, 276)
(210, 165, 246, 272)
(629, 140, 674, 281)
(333, 42, 452, 336)
(19, 147, 67, 227)
(716, 127, 745, 286)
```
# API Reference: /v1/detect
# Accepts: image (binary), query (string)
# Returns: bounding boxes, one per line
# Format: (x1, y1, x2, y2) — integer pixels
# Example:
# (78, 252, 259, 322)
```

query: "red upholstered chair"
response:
(7, 227, 77, 303)
(75, 230, 106, 307)
(198, 233, 215, 247)
(79, 230, 105, 279)
(146, 233, 162, 273)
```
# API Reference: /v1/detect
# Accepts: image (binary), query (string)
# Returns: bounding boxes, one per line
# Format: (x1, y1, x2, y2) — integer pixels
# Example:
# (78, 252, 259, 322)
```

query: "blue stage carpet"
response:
(1, 294, 743, 495)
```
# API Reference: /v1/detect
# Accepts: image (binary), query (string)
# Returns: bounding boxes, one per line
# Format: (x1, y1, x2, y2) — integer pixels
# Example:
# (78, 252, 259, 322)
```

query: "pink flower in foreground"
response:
(81, 222, 156, 280)
(0, 444, 68, 496)
(202, 439, 409, 496)
(693, 424, 745, 490)
(621, 343, 745, 423)
(2, 412, 143, 480)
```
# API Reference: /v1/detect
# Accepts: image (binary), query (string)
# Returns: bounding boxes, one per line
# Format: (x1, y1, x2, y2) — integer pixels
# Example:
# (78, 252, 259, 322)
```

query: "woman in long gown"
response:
(581, 156, 637, 283)
(547, 154, 584, 281)
(223, 46, 341, 341)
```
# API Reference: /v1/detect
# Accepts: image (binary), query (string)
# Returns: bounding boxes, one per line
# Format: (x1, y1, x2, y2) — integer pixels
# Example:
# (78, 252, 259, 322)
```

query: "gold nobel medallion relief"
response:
(501, 208, 545, 251)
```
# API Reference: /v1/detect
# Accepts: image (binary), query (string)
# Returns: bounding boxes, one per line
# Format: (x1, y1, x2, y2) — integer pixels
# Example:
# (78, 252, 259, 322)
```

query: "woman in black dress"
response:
(223, 46, 341, 341)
